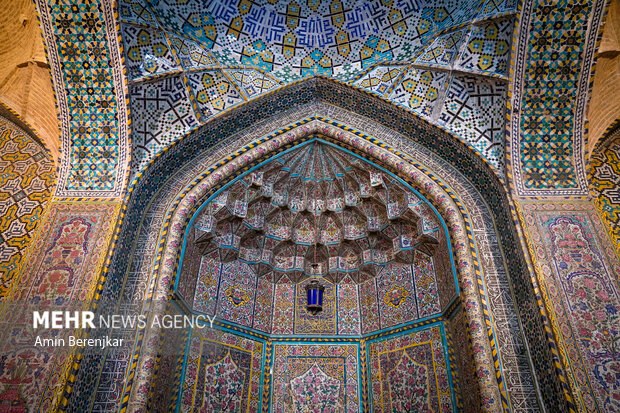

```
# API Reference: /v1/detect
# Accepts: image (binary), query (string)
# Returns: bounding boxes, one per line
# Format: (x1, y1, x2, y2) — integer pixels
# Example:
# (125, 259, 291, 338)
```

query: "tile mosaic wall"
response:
(454, 18, 514, 77)
(179, 327, 264, 412)
(129, 75, 200, 173)
(0, 201, 119, 411)
(375, 263, 419, 329)
(0, 117, 55, 298)
(386, 67, 448, 120)
(78, 98, 550, 411)
(446, 309, 480, 412)
(414, 29, 467, 69)
(271, 343, 360, 413)
(520, 201, 620, 412)
(590, 135, 620, 258)
(510, 0, 607, 196)
(32, 0, 607, 201)
(294, 278, 338, 335)
(118, 0, 517, 177)
(367, 323, 454, 412)
(148, 305, 189, 412)
(181, 257, 443, 337)
(175, 138, 451, 336)
(438, 74, 507, 169)
(35, 0, 128, 197)
(337, 276, 361, 335)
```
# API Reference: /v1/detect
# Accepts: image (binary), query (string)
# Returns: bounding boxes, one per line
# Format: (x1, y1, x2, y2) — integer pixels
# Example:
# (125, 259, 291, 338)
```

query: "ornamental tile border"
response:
(105, 114, 532, 410)
(508, 0, 607, 197)
(35, 0, 129, 198)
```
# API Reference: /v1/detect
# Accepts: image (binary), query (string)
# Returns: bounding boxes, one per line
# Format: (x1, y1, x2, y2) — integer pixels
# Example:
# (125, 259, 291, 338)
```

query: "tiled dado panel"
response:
(270, 342, 360, 413)
(519, 201, 620, 412)
(0, 201, 120, 411)
(178, 327, 264, 413)
(367, 323, 455, 413)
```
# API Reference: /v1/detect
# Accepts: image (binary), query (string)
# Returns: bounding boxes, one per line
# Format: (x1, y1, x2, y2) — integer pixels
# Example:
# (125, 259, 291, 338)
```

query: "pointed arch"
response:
(68, 98, 563, 412)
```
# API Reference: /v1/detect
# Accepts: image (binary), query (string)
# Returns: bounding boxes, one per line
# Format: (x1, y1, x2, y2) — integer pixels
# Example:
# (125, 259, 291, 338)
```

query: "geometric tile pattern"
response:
(0, 117, 55, 298)
(438, 75, 506, 172)
(35, 0, 128, 197)
(168, 33, 219, 69)
(511, 0, 607, 196)
(388, 68, 448, 120)
(121, 24, 180, 80)
(476, 0, 518, 21)
(36, 0, 606, 196)
(590, 136, 620, 258)
(455, 18, 514, 77)
(118, 0, 518, 179)
(129, 76, 200, 173)
(118, 0, 159, 26)
(414, 29, 466, 69)
(185, 70, 245, 117)
(438, 74, 507, 171)
(353, 65, 407, 96)
(227, 69, 281, 98)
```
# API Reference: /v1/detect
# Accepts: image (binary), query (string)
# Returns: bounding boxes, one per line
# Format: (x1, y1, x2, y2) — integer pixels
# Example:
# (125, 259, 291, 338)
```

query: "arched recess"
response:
(67, 79, 566, 412)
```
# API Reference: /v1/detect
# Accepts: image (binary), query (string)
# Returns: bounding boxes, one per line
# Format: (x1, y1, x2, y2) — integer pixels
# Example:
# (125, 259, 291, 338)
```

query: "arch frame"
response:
(67, 80, 564, 412)
(130, 119, 506, 411)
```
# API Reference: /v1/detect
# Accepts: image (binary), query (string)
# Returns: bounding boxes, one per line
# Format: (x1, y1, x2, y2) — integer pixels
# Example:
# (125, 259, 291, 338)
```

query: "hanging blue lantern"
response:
(305, 279, 325, 315)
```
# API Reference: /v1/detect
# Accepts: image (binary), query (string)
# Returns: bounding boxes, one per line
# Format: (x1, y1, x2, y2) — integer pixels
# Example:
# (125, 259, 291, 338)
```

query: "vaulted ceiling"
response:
(21, 0, 609, 197)
(120, 0, 516, 175)
(178, 138, 456, 334)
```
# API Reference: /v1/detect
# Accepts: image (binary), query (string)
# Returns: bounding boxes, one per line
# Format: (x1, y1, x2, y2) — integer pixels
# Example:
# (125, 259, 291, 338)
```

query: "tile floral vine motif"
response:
(179, 329, 262, 413)
(368, 324, 453, 412)
(0, 201, 118, 410)
(388, 352, 430, 412)
(290, 363, 342, 412)
(272, 344, 359, 412)
(200, 352, 245, 412)
(520, 202, 620, 411)
(0, 117, 55, 297)
(590, 135, 620, 258)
